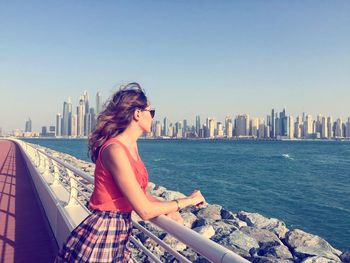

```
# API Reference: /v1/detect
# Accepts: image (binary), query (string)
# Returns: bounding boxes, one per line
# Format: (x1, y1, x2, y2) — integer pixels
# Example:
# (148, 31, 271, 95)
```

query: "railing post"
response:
(51, 160, 61, 186)
(66, 169, 79, 206)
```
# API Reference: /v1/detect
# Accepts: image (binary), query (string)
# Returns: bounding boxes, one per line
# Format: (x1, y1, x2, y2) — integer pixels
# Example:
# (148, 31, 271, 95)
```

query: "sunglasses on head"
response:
(141, 109, 155, 118)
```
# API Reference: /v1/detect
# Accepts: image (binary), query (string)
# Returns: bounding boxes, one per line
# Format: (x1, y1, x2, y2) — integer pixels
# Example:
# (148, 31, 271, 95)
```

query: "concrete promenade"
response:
(0, 139, 58, 263)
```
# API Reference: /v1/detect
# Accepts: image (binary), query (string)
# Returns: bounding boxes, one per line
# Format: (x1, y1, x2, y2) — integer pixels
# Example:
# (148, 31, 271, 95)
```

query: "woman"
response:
(55, 82, 205, 262)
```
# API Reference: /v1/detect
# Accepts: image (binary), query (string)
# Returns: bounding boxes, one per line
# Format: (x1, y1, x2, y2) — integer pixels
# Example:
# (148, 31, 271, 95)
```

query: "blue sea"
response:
(23, 138, 350, 251)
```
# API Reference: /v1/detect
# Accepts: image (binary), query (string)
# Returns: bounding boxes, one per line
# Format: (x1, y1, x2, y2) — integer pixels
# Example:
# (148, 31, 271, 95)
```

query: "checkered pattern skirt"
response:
(55, 210, 134, 263)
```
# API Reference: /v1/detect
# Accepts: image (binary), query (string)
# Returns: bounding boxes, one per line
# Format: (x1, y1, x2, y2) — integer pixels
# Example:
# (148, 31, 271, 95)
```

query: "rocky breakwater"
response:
(29, 143, 349, 263)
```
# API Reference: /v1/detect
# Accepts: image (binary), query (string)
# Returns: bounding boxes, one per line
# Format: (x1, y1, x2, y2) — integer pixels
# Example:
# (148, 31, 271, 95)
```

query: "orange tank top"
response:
(89, 137, 149, 212)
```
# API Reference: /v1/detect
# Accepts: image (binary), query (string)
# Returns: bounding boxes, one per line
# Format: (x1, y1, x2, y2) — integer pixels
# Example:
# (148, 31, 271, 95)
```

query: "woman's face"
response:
(138, 105, 154, 133)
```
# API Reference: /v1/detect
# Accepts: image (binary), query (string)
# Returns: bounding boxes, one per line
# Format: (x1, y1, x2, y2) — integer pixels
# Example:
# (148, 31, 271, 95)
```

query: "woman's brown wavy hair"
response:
(88, 82, 148, 163)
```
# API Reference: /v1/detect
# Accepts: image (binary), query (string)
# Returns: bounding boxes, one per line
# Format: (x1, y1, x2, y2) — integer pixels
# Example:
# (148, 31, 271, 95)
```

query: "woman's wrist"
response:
(174, 199, 181, 211)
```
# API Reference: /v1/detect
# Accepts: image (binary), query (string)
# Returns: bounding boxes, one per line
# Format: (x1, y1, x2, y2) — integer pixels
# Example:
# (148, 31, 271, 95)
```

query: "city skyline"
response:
(2, 87, 350, 135)
(6, 88, 350, 140)
(1, 1, 349, 132)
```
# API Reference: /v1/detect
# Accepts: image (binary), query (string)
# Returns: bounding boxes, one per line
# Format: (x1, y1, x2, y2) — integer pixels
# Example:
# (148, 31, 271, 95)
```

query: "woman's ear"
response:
(133, 109, 141, 121)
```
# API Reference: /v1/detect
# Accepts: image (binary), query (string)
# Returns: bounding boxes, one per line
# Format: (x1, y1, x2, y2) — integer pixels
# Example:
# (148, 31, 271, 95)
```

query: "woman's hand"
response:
(166, 211, 184, 224)
(189, 190, 206, 207)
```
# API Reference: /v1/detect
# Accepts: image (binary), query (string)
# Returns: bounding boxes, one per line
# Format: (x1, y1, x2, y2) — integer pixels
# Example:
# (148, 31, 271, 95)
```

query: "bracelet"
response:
(174, 199, 181, 212)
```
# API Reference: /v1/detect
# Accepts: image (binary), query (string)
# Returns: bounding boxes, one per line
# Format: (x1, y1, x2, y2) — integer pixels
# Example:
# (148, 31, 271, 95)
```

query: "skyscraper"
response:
(288, 116, 294, 139)
(163, 117, 169, 136)
(321, 116, 328, 139)
(71, 113, 78, 137)
(25, 118, 32, 132)
(235, 114, 249, 137)
(335, 118, 343, 138)
(327, 117, 333, 138)
(304, 114, 313, 138)
(62, 101, 69, 136)
(250, 117, 259, 137)
(77, 98, 85, 137)
(56, 113, 62, 136)
(271, 109, 275, 138)
(155, 121, 161, 137)
(225, 116, 232, 138)
(195, 115, 201, 136)
(96, 92, 102, 115)
(346, 117, 350, 138)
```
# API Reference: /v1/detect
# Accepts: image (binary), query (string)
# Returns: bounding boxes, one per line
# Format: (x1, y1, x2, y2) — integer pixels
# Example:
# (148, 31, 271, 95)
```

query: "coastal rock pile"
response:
(30, 143, 348, 263)
(129, 183, 346, 263)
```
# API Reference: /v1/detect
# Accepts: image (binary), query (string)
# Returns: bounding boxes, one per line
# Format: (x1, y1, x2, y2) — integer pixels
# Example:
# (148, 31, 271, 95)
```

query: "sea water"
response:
(23, 138, 350, 251)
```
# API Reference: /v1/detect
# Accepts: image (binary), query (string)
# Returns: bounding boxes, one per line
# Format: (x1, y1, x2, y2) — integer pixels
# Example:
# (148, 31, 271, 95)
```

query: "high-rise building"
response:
(279, 108, 287, 136)
(271, 109, 275, 138)
(206, 118, 216, 138)
(250, 117, 259, 137)
(71, 114, 78, 137)
(346, 117, 350, 138)
(155, 121, 161, 137)
(225, 116, 233, 138)
(56, 113, 62, 136)
(304, 114, 313, 138)
(217, 122, 224, 137)
(62, 101, 70, 136)
(327, 117, 333, 138)
(25, 118, 32, 132)
(294, 116, 302, 138)
(321, 116, 328, 139)
(77, 98, 85, 137)
(288, 116, 294, 139)
(163, 117, 169, 136)
(183, 119, 188, 137)
(175, 121, 182, 138)
(258, 121, 266, 139)
(96, 92, 102, 115)
(235, 114, 249, 137)
(195, 115, 201, 136)
(335, 118, 343, 138)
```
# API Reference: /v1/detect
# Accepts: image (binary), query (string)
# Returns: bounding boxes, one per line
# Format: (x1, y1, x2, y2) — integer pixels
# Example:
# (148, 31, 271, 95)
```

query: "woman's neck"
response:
(117, 124, 142, 147)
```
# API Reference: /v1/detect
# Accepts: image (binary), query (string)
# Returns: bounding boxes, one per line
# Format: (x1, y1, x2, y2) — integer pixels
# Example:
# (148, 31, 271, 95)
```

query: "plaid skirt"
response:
(55, 210, 134, 263)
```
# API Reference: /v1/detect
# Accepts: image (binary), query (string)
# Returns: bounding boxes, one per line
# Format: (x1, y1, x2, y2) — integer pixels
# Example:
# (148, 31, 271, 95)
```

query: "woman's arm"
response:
(146, 192, 184, 224)
(102, 144, 204, 220)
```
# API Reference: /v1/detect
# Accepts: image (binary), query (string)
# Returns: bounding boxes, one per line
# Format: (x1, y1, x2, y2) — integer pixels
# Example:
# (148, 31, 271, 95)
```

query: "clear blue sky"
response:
(1, 1, 349, 131)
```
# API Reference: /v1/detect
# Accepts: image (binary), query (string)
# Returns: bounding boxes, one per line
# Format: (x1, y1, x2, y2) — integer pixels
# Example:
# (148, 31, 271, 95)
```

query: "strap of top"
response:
(98, 138, 139, 166)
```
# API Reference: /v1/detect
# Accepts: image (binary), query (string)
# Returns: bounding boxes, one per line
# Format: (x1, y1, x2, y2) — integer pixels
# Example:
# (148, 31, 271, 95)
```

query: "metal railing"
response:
(14, 138, 249, 263)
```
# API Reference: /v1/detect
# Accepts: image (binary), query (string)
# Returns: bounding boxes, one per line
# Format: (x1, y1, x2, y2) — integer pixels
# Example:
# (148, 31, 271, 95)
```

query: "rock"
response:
(162, 233, 187, 251)
(192, 225, 215, 239)
(285, 229, 342, 262)
(221, 208, 235, 219)
(212, 220, 238, 237)
(258, 242, 294, 260)
(222, 218, 248, 229)
(251, 256, 294, 263)
(197, 204, 222, 221)
(192, 218, 216, 228)
(139, 221, 165, 238)
(237, 211, 289, 239)
(151, 185, 167, 196)
(301, 256, 341, 263)
(240, 226, 283, 246)
(161, 190, 186, 201)
(181, 212, 197, 228)
(146, 182, 156, 192)
(180, 248, 199, 262)
(218, 229, 259, 257)
(340, 251, 350, 263)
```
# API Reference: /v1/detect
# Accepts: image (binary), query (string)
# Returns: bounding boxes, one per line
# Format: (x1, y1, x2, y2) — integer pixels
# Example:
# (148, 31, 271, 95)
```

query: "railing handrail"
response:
(15, 139, 249, 263)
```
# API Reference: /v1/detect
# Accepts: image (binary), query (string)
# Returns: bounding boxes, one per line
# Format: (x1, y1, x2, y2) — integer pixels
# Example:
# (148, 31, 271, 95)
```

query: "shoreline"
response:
(26, 141, 349, 263)
(15, 136, 350, 142)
